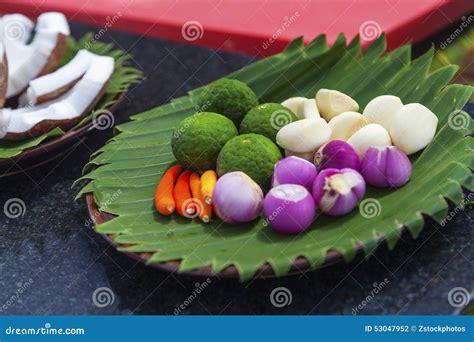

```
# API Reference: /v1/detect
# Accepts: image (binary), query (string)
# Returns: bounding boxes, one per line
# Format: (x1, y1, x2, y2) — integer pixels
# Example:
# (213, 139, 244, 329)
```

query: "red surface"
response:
(1, 0, 472, 56)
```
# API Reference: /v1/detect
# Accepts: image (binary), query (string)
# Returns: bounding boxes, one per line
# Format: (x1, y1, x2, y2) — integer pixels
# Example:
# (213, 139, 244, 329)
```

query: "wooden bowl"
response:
(84, 193, 381, 279)
(0, 92, 126, 177)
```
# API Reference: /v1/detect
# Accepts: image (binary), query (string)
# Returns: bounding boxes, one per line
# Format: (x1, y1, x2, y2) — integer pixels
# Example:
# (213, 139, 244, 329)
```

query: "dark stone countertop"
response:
(0, 21, 472, 315)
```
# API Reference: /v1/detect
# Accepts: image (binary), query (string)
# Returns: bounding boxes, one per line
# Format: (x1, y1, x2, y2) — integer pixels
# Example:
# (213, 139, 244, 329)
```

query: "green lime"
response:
(198, 78, 259, 126)
(217, 133, 282, 185)
(171, 112, 238, 170)
(240, 103, 297, 143)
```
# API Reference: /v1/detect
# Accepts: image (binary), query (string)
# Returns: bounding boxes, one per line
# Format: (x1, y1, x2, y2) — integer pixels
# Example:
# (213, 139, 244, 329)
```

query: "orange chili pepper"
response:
(200, 170, 217, 204)
(174, 170, 195, 217)
(154, 165, 182, 216)
(189, 172, 213, 223)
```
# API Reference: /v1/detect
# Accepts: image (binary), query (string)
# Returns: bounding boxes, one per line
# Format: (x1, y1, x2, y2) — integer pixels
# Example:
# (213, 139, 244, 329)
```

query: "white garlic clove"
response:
(281, 97, 306, 115)
(347, 123, 391, 158)
(276, 118, 331, 153)
(281, 97, 320, 120)
(315, 89, 359, 121)
(363, 95, 403, 132)
(284, 149, 315, 162)
(389, 103, 438, 155)
(328, 111, 367, 141)
(299, 98, 320, 119)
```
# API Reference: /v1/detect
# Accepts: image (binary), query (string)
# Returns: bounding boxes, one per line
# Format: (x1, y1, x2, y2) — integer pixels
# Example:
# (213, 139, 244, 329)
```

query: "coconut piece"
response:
(1, 54, 114, 140)
(19, 50, 93, 106)
(4, 12, 70, 98)
(0, 42, 7, 108)
(0, 14, 34, 44)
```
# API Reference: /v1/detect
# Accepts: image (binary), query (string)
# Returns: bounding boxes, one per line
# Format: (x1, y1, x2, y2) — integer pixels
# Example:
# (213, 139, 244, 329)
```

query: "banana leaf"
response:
(77, 33, 473, 281)
(0, 33, 143, 159)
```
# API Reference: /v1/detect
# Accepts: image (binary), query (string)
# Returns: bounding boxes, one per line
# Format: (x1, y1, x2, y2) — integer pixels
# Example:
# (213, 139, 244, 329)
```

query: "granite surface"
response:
(0, 22, 472, 315)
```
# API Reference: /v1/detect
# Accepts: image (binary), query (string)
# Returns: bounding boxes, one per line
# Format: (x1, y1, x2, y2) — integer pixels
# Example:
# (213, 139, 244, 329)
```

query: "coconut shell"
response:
(38, 33, 68, 77)
(35, 76, 81, 104)
(0, 52, 7, 108)
(4, 79, 109, 141)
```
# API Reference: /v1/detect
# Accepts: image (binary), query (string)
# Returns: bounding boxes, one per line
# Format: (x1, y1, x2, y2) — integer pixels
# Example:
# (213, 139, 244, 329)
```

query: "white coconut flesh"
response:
(3, 12, 70, 98)
(0, 14, 34, 44)
(19, 49, 94, 106)
(0, 54, 114, 137)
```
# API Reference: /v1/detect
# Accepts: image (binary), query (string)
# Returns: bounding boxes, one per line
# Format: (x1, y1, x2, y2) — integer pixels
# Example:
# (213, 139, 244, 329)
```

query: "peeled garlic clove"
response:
(363, 95, 403, 132)
(315, 89, 359, 121)
(328, 111, 367, 141)
(276, 118, 331, 153)
(281, 97, 306, 114)
(281, 97, 320, 120)
(347, 123, 391, 158)
(390, 103, 438, 155)
(299, 98, 320, 119)
(285, 149, 315, 162)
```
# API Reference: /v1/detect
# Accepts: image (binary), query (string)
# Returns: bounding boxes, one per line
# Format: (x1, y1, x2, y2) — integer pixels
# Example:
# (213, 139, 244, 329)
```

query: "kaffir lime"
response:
(171, 112, 238, 170)
(198, 78, 259, 126)
(240, 103, 297, 143)
(217, 133, 282, 185)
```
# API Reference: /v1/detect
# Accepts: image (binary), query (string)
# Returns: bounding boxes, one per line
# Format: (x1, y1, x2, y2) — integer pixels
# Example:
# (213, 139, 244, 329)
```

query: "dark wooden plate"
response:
(84, 192, 388, 279)
(0, 92, 126, 177)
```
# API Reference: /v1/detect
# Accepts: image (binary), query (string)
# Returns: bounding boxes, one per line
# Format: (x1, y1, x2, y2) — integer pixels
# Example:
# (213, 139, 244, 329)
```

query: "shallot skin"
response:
(271, 156, 317, 190)
(212, 171, 263, 224)
(312, 168, 366, 216)
(361, 146, 412, 188)
(264, 184, 316, 234)
(314, 140, 361, 171)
